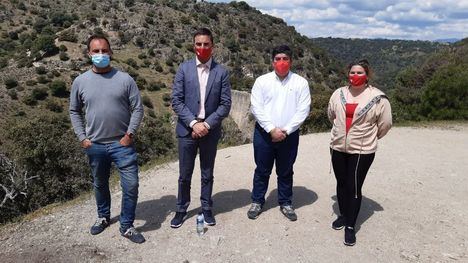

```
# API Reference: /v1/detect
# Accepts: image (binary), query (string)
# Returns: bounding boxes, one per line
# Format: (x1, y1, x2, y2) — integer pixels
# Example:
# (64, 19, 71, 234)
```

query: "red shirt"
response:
(345, 103, 358, 134)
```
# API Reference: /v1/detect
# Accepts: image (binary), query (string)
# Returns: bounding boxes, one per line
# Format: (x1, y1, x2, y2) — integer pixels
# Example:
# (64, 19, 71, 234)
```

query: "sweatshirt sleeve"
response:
(127, 77, 144, 135)
(327, 91, 337, 123)
(376, 98, 392, 139)
(69, 79, 87, 142)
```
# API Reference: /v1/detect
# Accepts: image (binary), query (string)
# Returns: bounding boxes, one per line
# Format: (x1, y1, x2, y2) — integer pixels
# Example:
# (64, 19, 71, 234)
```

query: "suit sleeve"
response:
(171, 64, 197, 127)
(204, 68, 231, 129)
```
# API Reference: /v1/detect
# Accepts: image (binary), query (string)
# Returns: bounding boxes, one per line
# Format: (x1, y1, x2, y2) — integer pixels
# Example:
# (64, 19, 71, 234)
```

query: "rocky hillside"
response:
(0, 0, 341, 224)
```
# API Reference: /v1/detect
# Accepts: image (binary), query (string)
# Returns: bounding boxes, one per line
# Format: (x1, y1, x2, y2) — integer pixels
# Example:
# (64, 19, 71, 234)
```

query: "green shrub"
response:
(147, 81, 166, 91)
(135, 37, 144, 48)
(154, 63, 163, 72)
(0, 114, 90, 223)
(7, 89, 18, 100)
(421, 64, 468, 120)
(49, 80, 68, 97)
(136, 77, 147, 90)
(142, 95, 153, 108)
(0, 57, 7, 68)
(22, 95, 37, 106)
(135, 114, 176, 165)
(58, 29, 78, 42)
(59, 45, 68, 52)
(125, 58, 139, 68)
(162, 93, 171, 102)
(37, 75, 49, 84)
(32, 34, 59, 57)
(31, 87, 48, 100)
(165, 57, 173, 67)
(4, 78, 18, 89)
(59, 52, 69, 61)
(145, 17, 154, 25)
(45, 98, 64, 112)
(35, 66, 47, 74)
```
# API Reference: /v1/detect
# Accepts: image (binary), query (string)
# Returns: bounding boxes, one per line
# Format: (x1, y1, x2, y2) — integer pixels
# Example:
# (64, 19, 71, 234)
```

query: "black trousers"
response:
(331, 149, 375, 227)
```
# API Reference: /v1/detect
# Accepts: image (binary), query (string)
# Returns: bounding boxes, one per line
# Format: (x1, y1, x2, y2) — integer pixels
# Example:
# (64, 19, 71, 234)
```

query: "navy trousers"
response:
(176, 129, 221, 212)
(251, 123, 299, 206)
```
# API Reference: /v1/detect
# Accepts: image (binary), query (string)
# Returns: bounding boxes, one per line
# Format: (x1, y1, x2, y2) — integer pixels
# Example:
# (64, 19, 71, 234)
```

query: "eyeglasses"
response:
(274, 57, 290, 62)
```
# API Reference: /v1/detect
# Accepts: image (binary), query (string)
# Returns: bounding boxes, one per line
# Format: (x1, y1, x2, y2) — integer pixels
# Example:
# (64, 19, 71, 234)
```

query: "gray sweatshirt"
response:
(69, 68, 144, 143)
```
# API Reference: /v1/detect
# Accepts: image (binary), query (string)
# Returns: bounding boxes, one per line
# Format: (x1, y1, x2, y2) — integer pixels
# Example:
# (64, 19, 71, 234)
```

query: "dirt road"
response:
(1, 125, 467, 262)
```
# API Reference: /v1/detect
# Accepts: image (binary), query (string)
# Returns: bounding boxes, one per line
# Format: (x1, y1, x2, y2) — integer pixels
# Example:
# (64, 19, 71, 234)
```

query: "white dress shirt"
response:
(251, 71, 311, 135)
(189, 57, 212, 128)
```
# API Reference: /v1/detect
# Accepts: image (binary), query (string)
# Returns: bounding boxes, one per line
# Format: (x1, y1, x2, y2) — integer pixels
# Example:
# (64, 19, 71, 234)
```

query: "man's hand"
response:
(81, 139, 92, 149)
(270, 128, 287, 143)
(119, 133, 133, 146)
(192, 122, 209, 138)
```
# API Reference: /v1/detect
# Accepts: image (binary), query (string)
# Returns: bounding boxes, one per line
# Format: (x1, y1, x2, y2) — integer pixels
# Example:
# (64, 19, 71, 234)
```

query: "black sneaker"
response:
(247, 203, 262, 219)
(344, 226, 356, 246)
(170, 212, 187, 228)
(203, 210, 216, 226)
(90, 217, 109, 235)
(332, 216, 345, 230)
(280, 205, 297, 221)
(121, 227, 145, 244)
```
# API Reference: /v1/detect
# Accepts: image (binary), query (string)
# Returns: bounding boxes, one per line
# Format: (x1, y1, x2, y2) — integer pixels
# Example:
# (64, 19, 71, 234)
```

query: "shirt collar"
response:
(274, 71, 292, 83)
(196, 57, 212, 69)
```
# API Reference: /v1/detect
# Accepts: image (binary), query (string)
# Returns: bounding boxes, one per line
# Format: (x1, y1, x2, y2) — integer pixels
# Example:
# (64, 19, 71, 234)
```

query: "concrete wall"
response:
(229, 90, 255, 141)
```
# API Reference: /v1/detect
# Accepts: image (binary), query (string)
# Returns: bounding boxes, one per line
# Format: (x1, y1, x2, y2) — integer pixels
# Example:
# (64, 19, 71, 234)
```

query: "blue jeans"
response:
(251, 124, 299, 206)
(86, 141, 139, 232)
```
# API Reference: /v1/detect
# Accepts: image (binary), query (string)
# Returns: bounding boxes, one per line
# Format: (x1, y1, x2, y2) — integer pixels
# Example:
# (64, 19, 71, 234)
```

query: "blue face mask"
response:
(91, 54, 110, 68)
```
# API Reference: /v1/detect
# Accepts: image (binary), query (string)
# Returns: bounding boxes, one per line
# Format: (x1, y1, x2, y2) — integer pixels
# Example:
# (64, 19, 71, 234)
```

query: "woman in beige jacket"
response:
(327, 59, 392, 246)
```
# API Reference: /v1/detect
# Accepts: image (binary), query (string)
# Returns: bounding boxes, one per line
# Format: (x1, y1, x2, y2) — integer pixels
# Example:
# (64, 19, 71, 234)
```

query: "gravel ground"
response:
(1, 125, 467, 263)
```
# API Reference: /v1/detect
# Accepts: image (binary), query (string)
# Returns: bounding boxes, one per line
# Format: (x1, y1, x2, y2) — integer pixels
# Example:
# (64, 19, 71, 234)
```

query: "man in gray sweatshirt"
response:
(69, 35, 145, 244)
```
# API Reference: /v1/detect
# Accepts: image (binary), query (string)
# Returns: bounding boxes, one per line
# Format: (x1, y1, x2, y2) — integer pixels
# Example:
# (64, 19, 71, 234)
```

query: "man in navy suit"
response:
(170, 28, 231, 228)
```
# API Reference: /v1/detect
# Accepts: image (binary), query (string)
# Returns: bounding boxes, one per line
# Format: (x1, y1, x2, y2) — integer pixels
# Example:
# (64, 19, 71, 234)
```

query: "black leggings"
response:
(331, 149, 375, 227)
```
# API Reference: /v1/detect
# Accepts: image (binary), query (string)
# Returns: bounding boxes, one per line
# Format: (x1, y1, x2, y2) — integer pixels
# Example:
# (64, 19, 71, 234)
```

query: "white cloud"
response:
(208, 0, 468, 40)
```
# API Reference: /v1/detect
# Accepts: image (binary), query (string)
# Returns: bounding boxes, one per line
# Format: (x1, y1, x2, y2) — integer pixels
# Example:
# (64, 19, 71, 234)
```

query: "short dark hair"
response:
(347, 59, 371, 77)
(86, 34, 112, 52)
(271, 45, 292, 59)
(193, 28, 213, 43)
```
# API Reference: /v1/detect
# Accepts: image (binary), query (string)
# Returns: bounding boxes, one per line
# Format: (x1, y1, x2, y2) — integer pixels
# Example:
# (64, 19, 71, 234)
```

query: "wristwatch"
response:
(126, 132, 134, 138)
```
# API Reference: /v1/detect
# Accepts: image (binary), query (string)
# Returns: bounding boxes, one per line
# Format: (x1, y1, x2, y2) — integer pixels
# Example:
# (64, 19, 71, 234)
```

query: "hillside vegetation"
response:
(390, 38, 468, 121)
(0, 0, 340, 223)
(311, 37, 446, 90)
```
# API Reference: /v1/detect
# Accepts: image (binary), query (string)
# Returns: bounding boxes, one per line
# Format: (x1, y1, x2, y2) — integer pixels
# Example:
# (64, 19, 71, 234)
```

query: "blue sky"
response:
(208, 0, 468, 40)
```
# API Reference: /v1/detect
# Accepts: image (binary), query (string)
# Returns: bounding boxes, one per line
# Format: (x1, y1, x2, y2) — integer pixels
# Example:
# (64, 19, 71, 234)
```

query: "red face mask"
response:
(349, 74, 367, 86)
(195, 47, 212, 62)
(274, 60, 290, 76)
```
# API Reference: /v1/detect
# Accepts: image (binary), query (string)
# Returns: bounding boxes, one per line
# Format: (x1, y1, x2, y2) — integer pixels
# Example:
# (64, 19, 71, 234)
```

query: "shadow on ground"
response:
(263, 186, 318, 212)
(331, 195, 383, 232)
(110, 186, 317, 234)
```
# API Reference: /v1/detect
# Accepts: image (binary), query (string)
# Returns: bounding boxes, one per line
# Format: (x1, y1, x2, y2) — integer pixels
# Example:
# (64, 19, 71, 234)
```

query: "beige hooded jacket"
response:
(328, 85, 392, 154)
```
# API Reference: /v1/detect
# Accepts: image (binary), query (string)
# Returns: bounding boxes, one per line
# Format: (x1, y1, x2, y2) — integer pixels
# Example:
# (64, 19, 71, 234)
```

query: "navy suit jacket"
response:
(172, 58, 232, 137)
